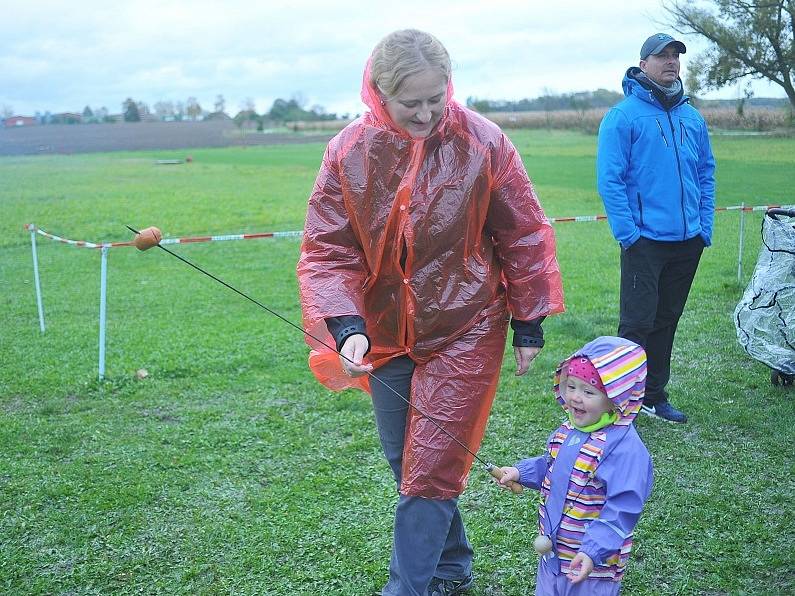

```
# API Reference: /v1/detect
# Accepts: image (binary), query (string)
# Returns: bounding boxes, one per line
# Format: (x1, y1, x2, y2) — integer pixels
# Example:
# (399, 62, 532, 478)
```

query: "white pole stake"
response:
(29, 225, 46, 333)
(99, 246, 109, 381)
(737, 202, 746, 285)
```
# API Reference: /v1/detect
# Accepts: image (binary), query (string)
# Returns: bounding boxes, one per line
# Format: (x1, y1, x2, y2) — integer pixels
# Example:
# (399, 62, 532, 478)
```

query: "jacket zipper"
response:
(655, 119, 668, 146)
(667, 112, 686, 239)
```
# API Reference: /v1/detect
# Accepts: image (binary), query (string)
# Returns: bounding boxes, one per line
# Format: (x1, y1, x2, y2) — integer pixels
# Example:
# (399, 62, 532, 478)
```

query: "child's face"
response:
(564, 375, 614, 427)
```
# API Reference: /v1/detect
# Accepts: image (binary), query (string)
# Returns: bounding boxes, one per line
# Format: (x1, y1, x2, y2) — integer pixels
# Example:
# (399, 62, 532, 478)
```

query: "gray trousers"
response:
(372, 356, 473, 596)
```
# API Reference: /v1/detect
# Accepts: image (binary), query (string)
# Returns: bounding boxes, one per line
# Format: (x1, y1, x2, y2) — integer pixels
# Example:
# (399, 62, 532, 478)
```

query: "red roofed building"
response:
(4, 116, 37, 127)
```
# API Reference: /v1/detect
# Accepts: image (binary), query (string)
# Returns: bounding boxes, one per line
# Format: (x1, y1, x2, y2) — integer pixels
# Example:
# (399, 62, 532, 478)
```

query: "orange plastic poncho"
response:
(297, 64, 564, 499)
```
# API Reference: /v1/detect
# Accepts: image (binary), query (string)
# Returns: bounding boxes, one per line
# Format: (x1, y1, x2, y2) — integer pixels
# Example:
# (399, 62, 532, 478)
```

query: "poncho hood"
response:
(622, 66, 687, 110)
(359, 56, 456, 139)
(554, 336, 647, 425)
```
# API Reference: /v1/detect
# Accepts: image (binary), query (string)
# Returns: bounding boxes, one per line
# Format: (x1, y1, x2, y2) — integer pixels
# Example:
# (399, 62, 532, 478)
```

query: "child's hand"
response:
(495, 466, 520, 489)
(567, 552, 594, 584)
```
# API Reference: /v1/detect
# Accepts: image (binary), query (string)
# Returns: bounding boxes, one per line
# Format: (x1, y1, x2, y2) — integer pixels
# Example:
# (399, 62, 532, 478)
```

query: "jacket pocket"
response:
(637, 192, 644, 227)
(655, 119, 669, 146)
(678, 117, 700, 160)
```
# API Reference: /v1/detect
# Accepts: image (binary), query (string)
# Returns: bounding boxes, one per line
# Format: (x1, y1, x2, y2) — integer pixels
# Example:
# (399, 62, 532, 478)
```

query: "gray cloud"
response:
(1, 0, 784, 117)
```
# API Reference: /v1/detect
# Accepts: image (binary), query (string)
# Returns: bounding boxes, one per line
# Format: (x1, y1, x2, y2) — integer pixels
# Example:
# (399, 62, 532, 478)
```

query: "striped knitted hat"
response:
(567, 357, 607, 394)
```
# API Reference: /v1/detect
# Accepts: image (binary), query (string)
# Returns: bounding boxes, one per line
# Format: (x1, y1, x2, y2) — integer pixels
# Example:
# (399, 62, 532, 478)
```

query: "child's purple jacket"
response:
(515, 336, 653, 582)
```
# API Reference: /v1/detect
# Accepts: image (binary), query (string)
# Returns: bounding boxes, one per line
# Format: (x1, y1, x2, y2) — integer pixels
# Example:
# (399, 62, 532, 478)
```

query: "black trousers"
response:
(618, 236, 704, 405)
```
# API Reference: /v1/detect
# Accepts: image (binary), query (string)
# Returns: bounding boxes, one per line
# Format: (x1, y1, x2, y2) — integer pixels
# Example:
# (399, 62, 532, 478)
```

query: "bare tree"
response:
(2, 104, 14, 118)
(186, 97, 202, 121)
(291, 91, 308, 109)
(214, 94, 226, 114)
(663, 0, 795, 108)
(154, 100, 175, 120)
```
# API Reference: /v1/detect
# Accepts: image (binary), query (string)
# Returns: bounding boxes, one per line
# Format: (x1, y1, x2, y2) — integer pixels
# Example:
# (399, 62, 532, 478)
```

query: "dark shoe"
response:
(640, 400, 687, 423)
(427, 572, 475, 596)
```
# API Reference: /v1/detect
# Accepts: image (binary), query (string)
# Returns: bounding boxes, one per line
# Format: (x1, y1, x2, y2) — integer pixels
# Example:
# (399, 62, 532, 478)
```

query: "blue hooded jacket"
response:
(597, 68, 716, 249)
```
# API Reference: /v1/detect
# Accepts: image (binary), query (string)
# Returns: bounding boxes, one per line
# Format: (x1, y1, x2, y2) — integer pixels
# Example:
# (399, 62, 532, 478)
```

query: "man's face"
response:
(640, 44, 681, 86)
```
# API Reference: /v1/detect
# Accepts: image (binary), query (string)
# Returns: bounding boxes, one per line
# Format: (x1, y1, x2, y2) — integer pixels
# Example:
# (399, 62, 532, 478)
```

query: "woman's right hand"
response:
(339, 334, 373, 377)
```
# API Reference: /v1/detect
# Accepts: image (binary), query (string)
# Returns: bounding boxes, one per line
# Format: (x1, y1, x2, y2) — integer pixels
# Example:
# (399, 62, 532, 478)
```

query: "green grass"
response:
(1, 130, 794, 595)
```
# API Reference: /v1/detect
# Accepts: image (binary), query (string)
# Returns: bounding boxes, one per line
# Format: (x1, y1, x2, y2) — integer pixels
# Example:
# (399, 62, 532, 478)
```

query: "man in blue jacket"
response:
(597, 33, 716, 423)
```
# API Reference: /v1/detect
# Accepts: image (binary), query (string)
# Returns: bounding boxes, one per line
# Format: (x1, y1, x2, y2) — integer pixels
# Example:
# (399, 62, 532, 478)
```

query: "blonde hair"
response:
(370, 29, 451, 99)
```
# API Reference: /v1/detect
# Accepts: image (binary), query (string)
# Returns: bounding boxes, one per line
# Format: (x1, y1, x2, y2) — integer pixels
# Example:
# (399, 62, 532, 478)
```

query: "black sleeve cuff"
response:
(511, 316, 545, 348)
(325, 315, 371, 354)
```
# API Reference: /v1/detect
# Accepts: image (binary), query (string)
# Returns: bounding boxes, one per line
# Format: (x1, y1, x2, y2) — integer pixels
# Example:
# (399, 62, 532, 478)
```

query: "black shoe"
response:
(427, 572, 475, 596)
(640, 400, 687, 423)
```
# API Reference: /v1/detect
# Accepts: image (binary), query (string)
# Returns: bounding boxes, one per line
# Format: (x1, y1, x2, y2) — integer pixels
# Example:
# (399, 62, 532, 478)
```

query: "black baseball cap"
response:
(640, 33, 687, 60)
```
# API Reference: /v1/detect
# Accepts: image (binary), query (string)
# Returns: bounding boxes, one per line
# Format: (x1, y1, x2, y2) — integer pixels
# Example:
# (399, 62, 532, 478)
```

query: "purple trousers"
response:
(535, 558, 621, 596)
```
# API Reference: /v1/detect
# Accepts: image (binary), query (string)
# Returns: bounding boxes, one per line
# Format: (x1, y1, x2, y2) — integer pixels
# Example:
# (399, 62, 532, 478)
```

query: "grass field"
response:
(1, 130, 794, 595)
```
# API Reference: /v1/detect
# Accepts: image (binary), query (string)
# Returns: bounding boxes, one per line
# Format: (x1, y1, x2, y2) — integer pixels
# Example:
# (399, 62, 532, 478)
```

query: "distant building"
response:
(4, 115, 37, 127)
(233, 109, 260, 130)
(204, 111, 231, 121)
(234, 109, 259, 121)
(50, 112, 83, 124)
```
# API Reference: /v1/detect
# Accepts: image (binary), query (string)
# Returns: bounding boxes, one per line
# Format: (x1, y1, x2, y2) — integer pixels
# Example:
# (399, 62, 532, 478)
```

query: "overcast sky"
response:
(1, 0, 785, 117)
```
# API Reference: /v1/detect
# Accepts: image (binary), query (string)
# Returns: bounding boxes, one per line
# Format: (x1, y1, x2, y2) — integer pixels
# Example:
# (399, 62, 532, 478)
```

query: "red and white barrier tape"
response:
(24, 204, 782, 249)
(548, 215, 607, 223)
(24, 223, 303, 249)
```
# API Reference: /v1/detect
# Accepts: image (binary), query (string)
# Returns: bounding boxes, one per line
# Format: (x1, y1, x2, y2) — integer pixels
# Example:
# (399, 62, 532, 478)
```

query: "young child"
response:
(497, 336, 653, 595)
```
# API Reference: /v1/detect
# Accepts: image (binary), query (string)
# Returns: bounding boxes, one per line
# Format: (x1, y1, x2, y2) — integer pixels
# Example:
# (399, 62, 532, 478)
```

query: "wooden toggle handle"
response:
(134, 226, 162, 251)
(487, 464, 523, 494)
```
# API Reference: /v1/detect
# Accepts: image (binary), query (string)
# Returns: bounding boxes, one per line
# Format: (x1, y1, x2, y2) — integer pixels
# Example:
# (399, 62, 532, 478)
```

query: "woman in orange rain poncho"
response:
(297, 29, 564, 595)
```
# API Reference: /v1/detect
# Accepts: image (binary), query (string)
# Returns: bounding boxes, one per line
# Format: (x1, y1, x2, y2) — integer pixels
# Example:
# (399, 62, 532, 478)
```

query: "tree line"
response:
(120, 94, 343, 125)
(2, 94, 348, 126)
(466, 89, 625, 114)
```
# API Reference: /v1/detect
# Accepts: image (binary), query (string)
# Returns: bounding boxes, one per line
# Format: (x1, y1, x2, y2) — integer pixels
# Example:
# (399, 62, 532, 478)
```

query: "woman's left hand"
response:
(514, 346, 541, 376)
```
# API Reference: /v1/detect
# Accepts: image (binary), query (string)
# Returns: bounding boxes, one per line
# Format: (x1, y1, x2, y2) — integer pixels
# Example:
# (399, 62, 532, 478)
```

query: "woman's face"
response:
(384, 68, 448, 138)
